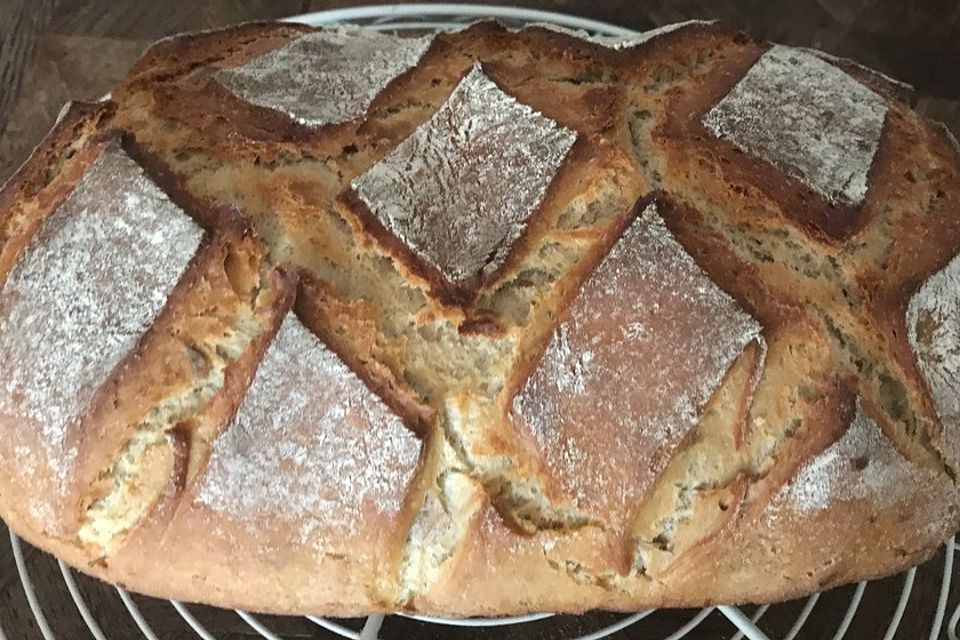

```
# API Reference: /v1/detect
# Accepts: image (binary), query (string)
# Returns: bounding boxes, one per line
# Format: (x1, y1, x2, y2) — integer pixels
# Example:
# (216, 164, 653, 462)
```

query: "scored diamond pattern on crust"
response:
(352, 63, 577, 288)
(512, 203, 763, 518)
(196, 313, 421, 547)
(703, 45, 888, 207)
(766, 397, 953, 543)
(216, 27, 434, 127)
(907, 253, 960, 463)
(774, 399, 938, 514)
(0, 145, 203, 528)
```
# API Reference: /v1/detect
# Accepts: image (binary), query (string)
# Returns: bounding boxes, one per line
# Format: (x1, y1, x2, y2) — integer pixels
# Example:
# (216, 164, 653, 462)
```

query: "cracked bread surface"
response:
(0, 18, 958, 617)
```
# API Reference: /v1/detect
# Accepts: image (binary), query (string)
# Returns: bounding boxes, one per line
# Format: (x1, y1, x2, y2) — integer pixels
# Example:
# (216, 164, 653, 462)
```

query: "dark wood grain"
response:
(48, 0, 309, 38)
(0, 0, 57, 136)
(0, 34, 150, 180)
(0, 2, 958, 638)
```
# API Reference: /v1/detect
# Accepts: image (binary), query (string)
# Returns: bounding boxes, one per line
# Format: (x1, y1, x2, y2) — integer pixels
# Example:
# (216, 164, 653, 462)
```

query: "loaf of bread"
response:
(0, 18, 958, 617)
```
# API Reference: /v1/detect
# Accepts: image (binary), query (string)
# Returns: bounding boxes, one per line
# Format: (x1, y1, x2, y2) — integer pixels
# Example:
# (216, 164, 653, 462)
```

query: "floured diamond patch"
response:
(512, 203, 763, 518)
(907, 253, 960, 462)
(197, 313, 421, 545)
(0, 145, 202, 527)
(703, 45, 888, 207)
(217, 26, 433, 127)
(772, 399, 942, 519)
(352, 63, 577, 287)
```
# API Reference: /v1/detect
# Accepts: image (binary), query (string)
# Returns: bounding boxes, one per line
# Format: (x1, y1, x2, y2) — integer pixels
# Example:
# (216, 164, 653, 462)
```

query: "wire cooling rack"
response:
(2, 5, 959, 640)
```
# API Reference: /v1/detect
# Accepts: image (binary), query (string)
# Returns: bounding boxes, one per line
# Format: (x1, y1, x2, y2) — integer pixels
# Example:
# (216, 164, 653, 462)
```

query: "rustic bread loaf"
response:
(0, 19, 958, 617)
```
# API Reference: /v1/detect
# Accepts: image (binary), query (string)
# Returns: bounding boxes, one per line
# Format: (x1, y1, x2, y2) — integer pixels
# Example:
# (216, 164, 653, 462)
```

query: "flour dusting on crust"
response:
(196, 314, 421, 546)
(774, 399, 943, 517)
(353, 63, 577, 287)
(216, 26, 434, 127)
(0, 144, 202, 529)
(907, 252, 960, 464)
(703, 45, 888, 207)
(512, 203, 762, 521)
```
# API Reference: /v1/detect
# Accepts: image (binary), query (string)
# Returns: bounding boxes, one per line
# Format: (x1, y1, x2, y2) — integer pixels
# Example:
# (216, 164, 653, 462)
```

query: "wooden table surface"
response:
(0, 1, 958, 639)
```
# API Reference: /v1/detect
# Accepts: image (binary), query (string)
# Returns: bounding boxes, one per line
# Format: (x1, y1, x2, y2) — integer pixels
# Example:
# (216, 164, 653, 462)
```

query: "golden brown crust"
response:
(295, 273, 435, 433)
(71, 228, 296, 539)
(655, 43, 882, 242)
(0, 18, 957, 618)
(0, 102, 115, 283)
(120, 22, 312, 91)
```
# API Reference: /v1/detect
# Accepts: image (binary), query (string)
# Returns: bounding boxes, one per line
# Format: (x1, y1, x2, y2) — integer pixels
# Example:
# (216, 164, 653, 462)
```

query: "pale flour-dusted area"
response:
(907, 252, 960, 466)
(772, 399, 947, 527)
(196, 313, 422, 550)
(703, 45, 888, 207)
(0, 144, 202, 533)
(216, 26, 434, 127)
(353, 63, 577, 287)
(513, 203, 762, 522)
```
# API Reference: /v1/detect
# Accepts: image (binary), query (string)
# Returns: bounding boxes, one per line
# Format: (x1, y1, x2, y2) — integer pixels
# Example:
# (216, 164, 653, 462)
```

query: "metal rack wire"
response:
(6, 529, 959, 640)
(2, 5, 958, 639)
